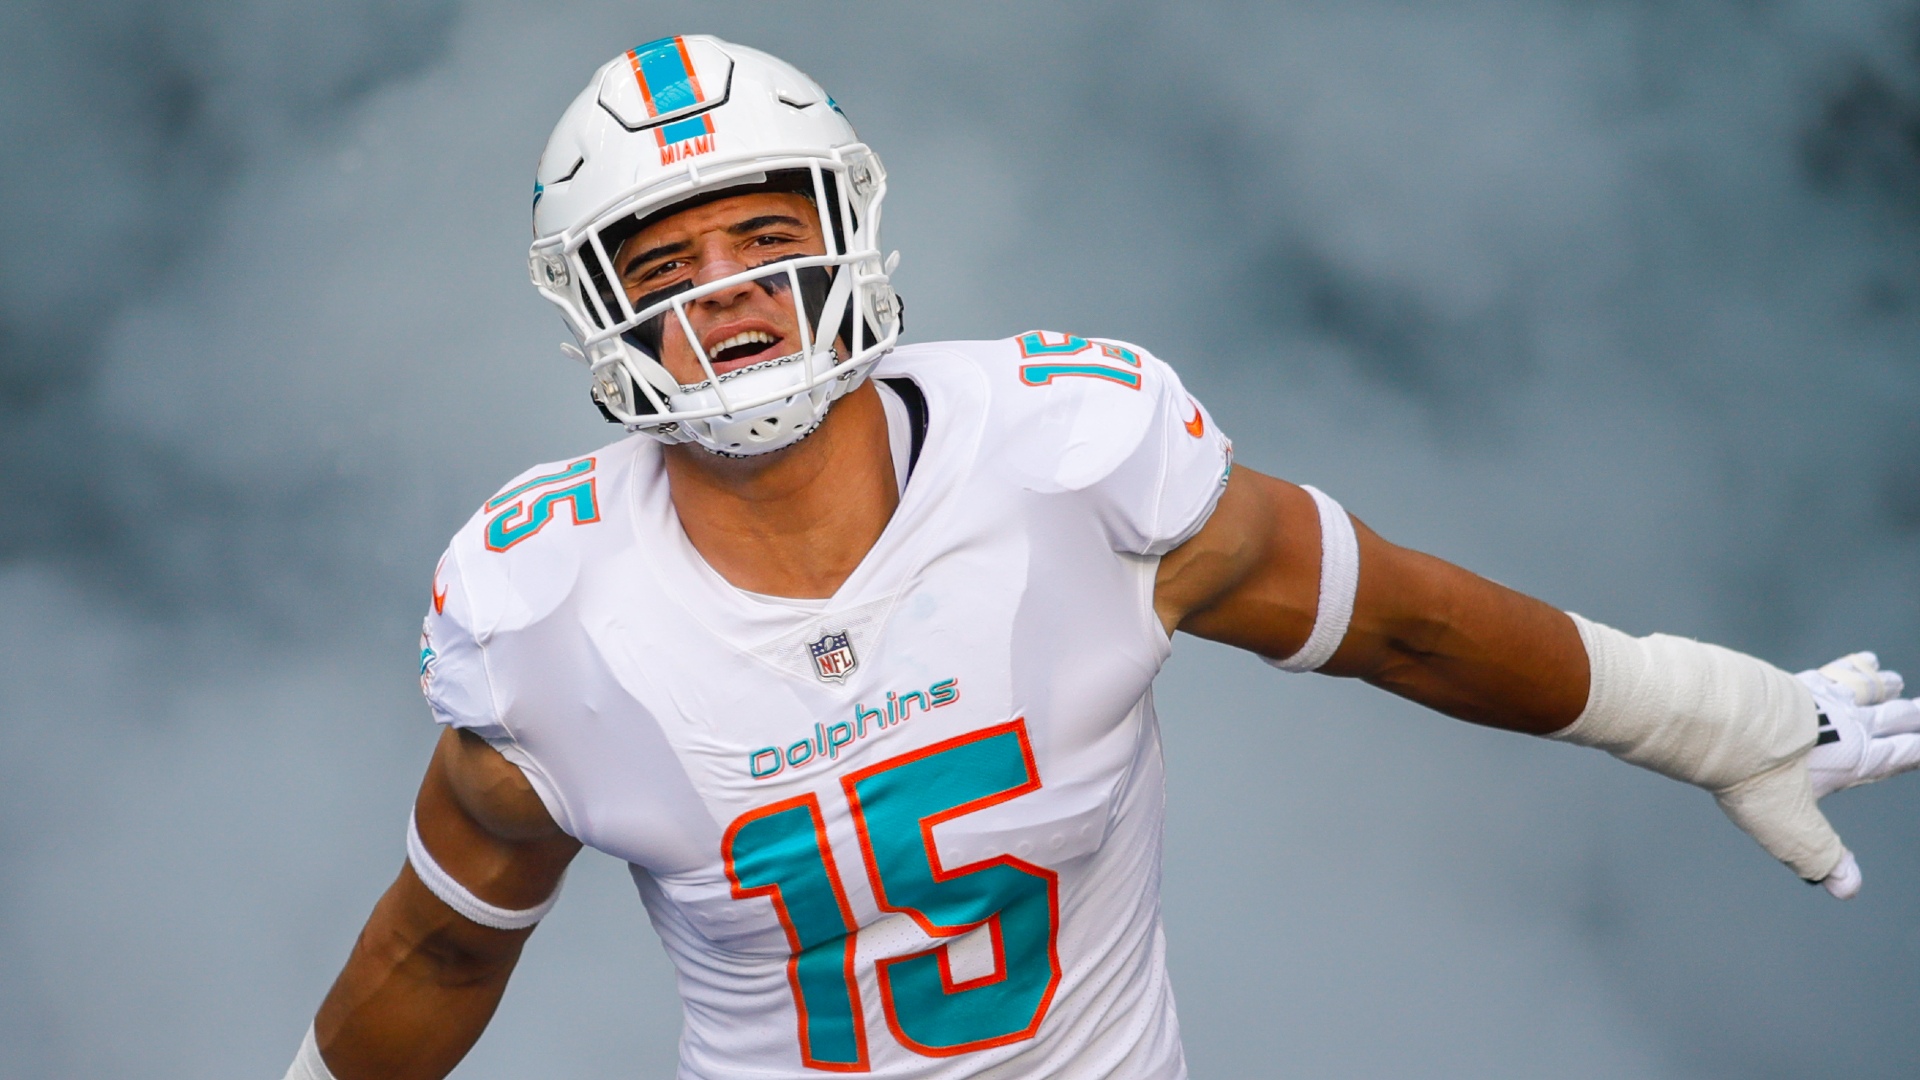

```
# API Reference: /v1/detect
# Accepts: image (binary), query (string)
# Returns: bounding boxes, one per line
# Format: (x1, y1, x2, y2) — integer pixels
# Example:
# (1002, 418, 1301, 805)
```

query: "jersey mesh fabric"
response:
(417, 336, 1233, 1078)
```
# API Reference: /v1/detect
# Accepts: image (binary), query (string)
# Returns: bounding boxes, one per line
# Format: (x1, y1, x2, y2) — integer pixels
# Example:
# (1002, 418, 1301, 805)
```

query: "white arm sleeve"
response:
(406, 807, 563, 931)
(1264, 485, 1360, 673)
(1552, 614, 1847, 883)
(282, 1024, 335, 1080)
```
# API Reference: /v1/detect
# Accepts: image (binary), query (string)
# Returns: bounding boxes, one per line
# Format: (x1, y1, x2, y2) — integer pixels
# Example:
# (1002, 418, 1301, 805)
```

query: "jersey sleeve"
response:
(1085, 342, 1234, 555)
(418, 544, 507, 740)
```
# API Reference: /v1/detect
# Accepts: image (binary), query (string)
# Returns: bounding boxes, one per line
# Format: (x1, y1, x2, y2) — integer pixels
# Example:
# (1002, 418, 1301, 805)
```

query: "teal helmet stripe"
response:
(631, 36, 706, 117)
(629, 36, 717, 145)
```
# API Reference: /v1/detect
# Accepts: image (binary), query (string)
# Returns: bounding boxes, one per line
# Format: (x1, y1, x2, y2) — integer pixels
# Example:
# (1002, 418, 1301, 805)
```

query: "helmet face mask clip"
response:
(528, 37, 900, 456)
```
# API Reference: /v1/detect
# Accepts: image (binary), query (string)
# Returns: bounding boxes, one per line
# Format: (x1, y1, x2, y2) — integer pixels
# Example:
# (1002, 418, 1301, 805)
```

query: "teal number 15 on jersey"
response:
(722, 720, 1062, 1070)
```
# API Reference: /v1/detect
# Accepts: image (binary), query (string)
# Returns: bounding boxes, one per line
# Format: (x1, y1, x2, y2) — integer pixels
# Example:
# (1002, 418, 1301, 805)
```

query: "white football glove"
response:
(1796, 652, 1920, 899)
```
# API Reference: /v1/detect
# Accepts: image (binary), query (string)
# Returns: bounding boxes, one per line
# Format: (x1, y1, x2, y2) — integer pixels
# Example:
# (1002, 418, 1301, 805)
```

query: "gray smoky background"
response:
(3, 1, 1918, 1076)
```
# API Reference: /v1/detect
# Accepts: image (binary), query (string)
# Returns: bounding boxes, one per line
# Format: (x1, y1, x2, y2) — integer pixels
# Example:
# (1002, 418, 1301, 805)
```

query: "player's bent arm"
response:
(1155, 466, 1589, 735)
(297, 729, 581, 1080)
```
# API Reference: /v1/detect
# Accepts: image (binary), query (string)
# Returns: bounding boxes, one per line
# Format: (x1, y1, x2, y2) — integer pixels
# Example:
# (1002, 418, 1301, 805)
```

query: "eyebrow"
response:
(725, 214, 808, 235)
(618, 215, 811, 279)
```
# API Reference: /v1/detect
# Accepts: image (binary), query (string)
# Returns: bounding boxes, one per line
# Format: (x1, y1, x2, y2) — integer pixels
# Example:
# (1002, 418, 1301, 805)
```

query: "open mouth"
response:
(706, 329, 786, 371)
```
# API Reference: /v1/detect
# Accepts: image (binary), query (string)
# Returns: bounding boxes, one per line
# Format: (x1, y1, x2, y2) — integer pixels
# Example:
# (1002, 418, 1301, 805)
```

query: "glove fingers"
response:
(1860, 731, 1920, 783)
(1865, 698, 1920, 737)
(1819, 651, 1879, 678)
(1823, 850, 1861, 900)
(1818, 653, 1901, 705)
(1877, 668, 1906, 701)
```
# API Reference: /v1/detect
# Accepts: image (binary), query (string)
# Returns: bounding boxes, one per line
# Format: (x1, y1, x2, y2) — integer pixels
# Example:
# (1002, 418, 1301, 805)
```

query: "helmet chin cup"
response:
(653, 347, 859, 457)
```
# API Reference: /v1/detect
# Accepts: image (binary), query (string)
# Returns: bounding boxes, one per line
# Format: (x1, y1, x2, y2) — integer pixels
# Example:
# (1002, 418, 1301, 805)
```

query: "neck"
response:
(663, 380, 898, 599)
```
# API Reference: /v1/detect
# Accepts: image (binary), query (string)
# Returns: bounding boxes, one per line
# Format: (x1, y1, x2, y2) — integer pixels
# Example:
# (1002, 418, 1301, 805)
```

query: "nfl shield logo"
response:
(807, 629, 858, 683)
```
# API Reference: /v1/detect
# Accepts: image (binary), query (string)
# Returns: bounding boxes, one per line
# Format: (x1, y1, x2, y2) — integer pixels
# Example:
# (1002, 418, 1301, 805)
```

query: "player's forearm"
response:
(1162, 470, 1587, 730)
(1328, 527, 1589, 736)
(311, 867, 530, 1080)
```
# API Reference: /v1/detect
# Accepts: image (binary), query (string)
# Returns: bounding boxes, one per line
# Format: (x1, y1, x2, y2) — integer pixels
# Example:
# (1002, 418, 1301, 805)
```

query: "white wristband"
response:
(1552, 615, 1846, 882)
(407, 807, 563, 931)
(282, 1023, 336, 1080)
(1265, 485, 1359, 673)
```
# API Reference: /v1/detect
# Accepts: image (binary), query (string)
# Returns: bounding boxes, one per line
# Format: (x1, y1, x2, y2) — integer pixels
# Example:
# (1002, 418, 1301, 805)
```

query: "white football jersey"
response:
(420, 334, 1233, 1078)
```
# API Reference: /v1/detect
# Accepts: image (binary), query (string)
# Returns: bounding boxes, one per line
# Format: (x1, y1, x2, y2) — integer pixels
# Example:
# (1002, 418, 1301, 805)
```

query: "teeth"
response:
(710, 330, 776, 355)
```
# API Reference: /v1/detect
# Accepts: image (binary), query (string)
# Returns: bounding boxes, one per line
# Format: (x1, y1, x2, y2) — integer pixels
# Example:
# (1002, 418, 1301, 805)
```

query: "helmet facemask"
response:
(534, 157, 899, 456)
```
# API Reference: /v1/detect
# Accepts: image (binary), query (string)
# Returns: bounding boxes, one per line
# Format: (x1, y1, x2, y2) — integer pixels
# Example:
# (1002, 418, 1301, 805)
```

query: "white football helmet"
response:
(528, 36, 900, 455)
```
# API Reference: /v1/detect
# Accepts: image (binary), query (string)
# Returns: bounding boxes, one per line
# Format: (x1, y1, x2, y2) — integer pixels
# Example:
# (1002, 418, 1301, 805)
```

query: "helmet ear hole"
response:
(835, 288, 902, 353)
(591, 388, 624, 425)
(591, 364, 659, 425)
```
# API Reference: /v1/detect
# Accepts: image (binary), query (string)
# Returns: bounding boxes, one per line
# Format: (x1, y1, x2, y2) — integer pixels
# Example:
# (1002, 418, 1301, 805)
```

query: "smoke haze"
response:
(3, 1, 1918, 1076)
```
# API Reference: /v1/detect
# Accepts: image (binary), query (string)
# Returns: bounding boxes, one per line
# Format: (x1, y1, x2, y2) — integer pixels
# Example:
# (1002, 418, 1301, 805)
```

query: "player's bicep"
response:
(414, 728, 580, 914)
(1154, 466, 1322, 654)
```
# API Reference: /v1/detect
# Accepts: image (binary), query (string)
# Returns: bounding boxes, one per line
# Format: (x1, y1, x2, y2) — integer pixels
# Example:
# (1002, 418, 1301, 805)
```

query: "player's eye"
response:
(629, 258, 684, 287)
(746, 231, 805, 250)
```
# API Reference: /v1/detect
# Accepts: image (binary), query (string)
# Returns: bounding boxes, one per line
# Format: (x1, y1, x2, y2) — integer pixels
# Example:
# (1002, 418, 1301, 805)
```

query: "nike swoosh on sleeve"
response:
(1183, 398, 1205, 438)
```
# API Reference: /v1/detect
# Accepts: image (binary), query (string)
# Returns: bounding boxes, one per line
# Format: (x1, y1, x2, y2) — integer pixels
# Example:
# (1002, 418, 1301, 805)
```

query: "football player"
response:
(282, 36, 1920, 1080)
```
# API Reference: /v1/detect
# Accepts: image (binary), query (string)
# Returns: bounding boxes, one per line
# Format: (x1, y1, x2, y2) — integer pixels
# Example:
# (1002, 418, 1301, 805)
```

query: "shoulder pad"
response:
(981, 331, 1165, 493)
(447, 444, 631, 635)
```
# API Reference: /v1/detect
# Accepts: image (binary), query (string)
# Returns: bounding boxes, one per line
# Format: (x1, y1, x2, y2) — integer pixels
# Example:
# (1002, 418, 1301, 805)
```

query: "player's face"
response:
(613, 192, 829, 385)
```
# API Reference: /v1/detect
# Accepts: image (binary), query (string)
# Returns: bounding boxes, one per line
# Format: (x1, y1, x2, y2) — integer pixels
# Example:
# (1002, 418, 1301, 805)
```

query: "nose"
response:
(690, 236, 755, 305)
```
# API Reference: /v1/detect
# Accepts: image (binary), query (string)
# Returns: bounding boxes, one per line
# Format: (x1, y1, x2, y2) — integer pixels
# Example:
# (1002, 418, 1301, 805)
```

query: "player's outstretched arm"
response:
(1155, 466, 1589, 735)
(289, 729, 581, 1080)
(1156, 467, 1920, 897)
